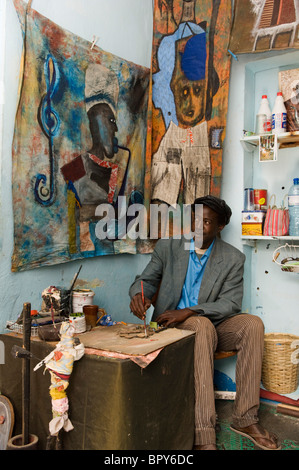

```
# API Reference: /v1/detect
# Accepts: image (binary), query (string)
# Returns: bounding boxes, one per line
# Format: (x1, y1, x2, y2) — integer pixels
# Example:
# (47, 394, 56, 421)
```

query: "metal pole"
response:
(22, 302, 31, 446)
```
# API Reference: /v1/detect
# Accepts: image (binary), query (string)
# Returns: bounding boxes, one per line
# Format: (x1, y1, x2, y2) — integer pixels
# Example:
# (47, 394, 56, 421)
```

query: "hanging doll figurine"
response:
(34, 321, 84, 449)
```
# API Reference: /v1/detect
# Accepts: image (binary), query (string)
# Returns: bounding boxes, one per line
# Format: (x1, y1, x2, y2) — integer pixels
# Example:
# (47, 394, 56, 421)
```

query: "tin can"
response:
(244, 188, 254, 211)
(255, 114, 267, 135)
(254, 189, 267, 209)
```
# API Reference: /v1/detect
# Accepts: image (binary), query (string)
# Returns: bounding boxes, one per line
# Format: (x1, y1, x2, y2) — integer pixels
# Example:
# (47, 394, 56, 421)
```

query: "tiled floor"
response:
(215, 400, 299, 451)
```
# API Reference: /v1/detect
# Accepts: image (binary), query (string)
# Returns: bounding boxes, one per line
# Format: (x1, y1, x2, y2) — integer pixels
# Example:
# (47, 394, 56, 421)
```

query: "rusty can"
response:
(254, 189, 267, 209)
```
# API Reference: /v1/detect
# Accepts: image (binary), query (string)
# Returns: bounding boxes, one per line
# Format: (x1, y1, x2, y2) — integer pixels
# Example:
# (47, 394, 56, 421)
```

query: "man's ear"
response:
(216, 224, 225, 239)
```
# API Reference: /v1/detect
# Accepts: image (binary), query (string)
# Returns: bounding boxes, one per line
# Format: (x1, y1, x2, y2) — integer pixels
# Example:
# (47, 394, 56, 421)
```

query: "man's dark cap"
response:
(191, 195, 232, 226)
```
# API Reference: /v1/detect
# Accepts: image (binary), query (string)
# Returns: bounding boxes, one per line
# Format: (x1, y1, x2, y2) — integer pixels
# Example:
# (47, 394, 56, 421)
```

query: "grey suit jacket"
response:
(129, 237, 246, 326)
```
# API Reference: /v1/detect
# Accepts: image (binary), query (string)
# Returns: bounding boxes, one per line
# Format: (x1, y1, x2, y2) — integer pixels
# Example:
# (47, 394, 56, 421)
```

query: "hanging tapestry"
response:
(11, 0, 150, 272)
(145, 0, 232, 210)
(229, 0, 299, 54)
(279, 67, 299, 131)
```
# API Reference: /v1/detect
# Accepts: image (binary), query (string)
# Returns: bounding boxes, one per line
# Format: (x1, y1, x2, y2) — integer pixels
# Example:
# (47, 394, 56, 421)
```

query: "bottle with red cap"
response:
(272, 91, 287, 134)
(256, 95, 272, 134)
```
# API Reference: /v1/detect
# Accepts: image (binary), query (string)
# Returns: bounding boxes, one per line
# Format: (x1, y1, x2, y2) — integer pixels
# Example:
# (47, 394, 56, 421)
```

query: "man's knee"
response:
(182, 315, 216, 334)
(237, 314, 265, 343)
(246, 314, 264, 333)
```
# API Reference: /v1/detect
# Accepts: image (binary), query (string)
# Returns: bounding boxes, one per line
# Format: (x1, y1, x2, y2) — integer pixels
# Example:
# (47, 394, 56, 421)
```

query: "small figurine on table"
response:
(34, 321, 84, 449)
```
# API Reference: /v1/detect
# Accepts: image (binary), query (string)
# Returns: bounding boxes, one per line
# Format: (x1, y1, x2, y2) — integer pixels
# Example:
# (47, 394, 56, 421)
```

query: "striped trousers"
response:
(177, 314, 265, 446)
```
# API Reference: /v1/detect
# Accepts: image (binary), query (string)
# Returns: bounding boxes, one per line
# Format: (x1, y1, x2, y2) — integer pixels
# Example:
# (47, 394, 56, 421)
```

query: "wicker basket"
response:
(262, 333, 299, 394)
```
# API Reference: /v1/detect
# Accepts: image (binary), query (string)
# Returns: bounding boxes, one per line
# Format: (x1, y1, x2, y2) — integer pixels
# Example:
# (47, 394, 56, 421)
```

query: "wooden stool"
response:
(214, 350, 237, 400)
(214, 350, 237, 360)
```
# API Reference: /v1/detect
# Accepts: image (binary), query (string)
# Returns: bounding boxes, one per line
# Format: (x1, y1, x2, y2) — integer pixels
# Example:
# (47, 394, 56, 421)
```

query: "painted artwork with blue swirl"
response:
(11, 0, 150, 271)
(35, 55, 61, 206)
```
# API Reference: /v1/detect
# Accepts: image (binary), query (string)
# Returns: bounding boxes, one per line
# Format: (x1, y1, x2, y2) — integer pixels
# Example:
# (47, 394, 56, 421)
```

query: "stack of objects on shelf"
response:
(242, 188, 267, 236)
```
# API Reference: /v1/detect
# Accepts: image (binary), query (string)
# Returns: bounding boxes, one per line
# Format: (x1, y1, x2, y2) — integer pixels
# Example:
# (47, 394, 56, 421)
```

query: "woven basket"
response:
(262, 333, 299, 394)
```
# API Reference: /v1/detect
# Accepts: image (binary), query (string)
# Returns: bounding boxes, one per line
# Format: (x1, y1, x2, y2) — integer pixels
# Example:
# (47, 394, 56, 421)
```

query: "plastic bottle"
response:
(256, 95, 272, 134)
(288, 178, 299, 236)
(272, 92, 287, 134)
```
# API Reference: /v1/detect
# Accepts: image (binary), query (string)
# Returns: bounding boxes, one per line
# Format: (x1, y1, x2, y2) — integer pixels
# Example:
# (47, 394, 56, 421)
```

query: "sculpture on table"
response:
(34, 321, 84, 449)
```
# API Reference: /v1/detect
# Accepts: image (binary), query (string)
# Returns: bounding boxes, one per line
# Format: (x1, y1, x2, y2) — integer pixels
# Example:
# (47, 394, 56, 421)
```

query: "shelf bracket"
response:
(240, 140, 257, 152)
(241, 238, 256, 248)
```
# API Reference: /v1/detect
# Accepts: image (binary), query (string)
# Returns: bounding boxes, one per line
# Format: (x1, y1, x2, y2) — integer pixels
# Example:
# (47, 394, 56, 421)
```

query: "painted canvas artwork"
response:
(229, 0, 299, 53)
(146, 0, 232, 209)
(279, 67, 299, 131)
(11, 0, 150, 271)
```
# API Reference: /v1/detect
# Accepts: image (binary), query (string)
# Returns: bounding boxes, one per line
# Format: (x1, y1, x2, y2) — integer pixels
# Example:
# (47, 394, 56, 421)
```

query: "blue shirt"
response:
(177, 239, 214, 309)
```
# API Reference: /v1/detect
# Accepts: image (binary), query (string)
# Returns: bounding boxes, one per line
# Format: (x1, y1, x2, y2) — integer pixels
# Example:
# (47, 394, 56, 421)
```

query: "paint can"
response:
(69, 313, 86, 333)
(72, 289, 95, 313)
(254, 189, 267, 210)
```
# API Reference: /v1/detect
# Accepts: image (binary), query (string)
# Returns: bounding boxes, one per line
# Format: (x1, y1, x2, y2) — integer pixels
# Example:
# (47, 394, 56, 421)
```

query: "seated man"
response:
(129, 195, 280, 450)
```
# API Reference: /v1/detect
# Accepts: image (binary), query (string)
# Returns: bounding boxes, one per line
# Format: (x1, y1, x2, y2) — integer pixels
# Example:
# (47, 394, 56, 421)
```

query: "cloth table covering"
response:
(0, 333, 195, 450)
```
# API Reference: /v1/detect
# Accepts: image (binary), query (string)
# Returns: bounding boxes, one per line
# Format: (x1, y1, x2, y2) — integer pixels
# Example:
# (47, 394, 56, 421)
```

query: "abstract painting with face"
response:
(148, 0, 232, 207)
(11, 0, 150, 271)
(61, 65, 121, 209)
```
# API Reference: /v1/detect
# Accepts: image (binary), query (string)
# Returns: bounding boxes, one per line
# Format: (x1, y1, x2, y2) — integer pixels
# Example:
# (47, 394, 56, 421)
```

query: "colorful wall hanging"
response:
(11, 0, 150, 271)
(279, 67, 299, 131)
(229, 0, 299, 54)
(146, 0, 232, 208)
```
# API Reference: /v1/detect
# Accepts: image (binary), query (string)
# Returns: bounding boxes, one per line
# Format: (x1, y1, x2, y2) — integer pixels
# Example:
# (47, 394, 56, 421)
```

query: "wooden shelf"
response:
(241, 131, 299, 151)
(240, 131, 299, 247)
(241, 235, 299, 247)
(242, 235, 299, 240)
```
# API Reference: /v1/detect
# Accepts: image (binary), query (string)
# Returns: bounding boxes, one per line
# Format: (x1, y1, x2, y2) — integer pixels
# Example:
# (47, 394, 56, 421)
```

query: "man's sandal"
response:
(230, 423, 281, 450)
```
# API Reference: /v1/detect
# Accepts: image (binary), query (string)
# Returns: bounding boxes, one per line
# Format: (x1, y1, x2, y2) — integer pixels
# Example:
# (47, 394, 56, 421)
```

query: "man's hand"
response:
(130, 293, 152, 320)
(156, 308, 194, 327)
